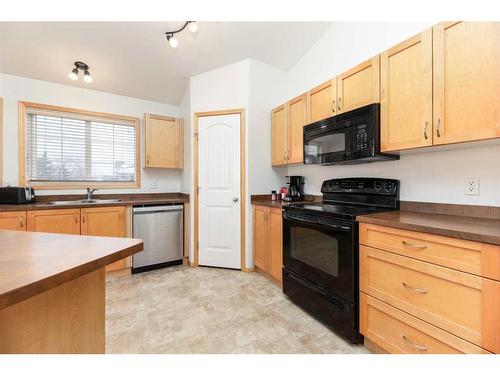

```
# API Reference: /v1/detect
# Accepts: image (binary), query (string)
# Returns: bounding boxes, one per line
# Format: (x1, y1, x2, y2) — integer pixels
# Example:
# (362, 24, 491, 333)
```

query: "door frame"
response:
(193, 108, 248, 271)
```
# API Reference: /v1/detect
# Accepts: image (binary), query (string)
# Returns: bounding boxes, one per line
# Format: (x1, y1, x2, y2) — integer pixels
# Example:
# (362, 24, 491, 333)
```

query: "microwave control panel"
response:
(355, 124, 368, 151)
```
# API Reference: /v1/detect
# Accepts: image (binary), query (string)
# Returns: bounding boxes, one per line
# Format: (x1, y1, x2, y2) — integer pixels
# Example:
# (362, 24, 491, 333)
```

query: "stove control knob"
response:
(384, 182, 394, 192)
(374, 181, 383, 191)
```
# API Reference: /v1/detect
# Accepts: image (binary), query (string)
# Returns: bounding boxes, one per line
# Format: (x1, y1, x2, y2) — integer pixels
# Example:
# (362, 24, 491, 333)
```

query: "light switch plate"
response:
(464, 177, 480, 195)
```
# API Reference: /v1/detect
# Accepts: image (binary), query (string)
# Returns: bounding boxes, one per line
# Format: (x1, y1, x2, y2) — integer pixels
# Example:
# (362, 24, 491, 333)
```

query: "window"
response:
(19, 102, 140, 188)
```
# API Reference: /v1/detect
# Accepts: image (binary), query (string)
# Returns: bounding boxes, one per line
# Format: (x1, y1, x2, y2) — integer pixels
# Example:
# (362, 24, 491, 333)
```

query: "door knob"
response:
(233, 197, 239, 202)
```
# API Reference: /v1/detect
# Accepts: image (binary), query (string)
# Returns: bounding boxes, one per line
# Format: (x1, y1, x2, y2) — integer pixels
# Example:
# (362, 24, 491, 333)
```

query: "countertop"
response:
(0, 192, 189, 212)
(357, 210, 500, 246)
(0, 230, 143, 309)
(251, 195, 321, 208)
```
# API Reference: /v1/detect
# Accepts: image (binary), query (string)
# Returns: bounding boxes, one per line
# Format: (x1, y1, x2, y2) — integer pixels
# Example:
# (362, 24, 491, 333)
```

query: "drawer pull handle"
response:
(402, 240, 427, 250)
(402, 335, 428, 352)
(402, 282, 427, 294)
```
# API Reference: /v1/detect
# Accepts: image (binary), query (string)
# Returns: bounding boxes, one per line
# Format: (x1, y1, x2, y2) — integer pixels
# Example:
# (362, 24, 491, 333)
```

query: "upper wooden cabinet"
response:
(27, 209, 81, 235)
(337, 56, 380, 114)
(433, 22, 500, 145)
(144, 114, 183, 169)
(0, 211, 26, 231)
(271, 104, 288, 166)
(307, 79, 337, 123)
(287, 94, 307, 164)
(381, 29, 433, 152)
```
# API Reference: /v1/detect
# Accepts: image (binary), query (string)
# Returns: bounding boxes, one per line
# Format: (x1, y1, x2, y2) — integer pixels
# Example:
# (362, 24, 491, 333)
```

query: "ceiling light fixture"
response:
(67, 61, 93, 83)
(165, 21, 198, 49)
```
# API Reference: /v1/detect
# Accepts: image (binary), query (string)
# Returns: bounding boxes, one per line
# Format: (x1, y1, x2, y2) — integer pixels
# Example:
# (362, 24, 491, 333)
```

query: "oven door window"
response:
(304, 131, 348, 164)
(291, 226, 339, 277)
(284, 217, 355, 302)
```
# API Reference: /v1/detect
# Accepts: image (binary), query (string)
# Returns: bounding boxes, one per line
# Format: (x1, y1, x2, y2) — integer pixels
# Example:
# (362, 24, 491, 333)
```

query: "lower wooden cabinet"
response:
(27, 209, 80, 235)
(0, 211, 26, 231)
(253, 205, 283, 284)
(18, 206, 130, 272)
(359, 223, 500, 354)
(360, 293, 488, 354)
(81, 206, 128, 272)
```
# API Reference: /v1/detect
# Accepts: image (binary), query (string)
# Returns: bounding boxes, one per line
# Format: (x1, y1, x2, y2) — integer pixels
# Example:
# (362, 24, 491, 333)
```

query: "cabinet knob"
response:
(19, 216, 24, 228)
(146, 155, 150, 165)
(436, 118, 441, 137)
(338, 97, 342, 111)
(82, 213, 86, 223)
(423, 121, 428, 140)
(331, 99, 336, 114)
(75, 213, 79, 224)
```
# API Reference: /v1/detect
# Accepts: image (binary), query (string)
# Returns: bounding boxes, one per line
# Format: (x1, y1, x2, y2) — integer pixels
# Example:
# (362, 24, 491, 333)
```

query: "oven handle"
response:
(286, 271, 345, 309)
(283, 213, 352, 232)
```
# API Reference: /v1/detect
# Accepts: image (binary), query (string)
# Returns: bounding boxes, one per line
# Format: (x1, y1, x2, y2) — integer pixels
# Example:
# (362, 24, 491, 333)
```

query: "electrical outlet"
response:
(149, 180, 158, 189)
(464, 177, 480, 196)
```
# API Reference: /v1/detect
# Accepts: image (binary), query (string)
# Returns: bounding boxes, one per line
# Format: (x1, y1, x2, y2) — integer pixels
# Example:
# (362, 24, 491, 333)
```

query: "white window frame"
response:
(18, 101, 141, 189)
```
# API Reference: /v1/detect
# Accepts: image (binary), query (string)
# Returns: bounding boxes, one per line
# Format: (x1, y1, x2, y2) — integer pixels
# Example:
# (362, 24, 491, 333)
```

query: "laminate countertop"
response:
(251, 195, 321, 208)
(0, 230, 143, 310)
(357, 210, 500, 246)
(0, 192, 189, 212)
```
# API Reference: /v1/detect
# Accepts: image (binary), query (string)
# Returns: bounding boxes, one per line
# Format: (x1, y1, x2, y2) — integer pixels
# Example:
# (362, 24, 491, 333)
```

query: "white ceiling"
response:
(0, 22, 331, 105)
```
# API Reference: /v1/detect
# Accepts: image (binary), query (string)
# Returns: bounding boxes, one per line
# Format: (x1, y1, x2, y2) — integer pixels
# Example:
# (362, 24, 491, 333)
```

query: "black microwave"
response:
(303, 103, 399, 165)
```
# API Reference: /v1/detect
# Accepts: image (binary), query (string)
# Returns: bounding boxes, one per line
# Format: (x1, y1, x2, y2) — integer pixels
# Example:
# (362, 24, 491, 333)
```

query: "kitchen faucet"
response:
(86, 187, 98, 200)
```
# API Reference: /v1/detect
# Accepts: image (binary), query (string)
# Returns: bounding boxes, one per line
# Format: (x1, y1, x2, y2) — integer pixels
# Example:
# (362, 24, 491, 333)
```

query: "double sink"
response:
(46, 199, 123, 206)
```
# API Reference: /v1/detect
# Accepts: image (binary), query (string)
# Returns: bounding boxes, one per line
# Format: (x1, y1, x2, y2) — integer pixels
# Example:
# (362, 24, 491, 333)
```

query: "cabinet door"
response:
(271, 104, 288, 166)
(145, 114, 183, 169)
(27, 209, 80, 235)
(307, 79, 337, 123)
(433, 22, 500, 145)
(81, 206, 127, 272)
(337, 56, 380, 113)
(287, 94, 307, 164)
(0, 211, 27, 231)
(253, 205, 269, 271)
(380, 29, 433, 151)
(268, 208, 283, 283)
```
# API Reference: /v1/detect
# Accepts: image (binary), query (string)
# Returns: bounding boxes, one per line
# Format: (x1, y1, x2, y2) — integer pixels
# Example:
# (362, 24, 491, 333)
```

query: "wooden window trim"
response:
(18, 101, 141, 190)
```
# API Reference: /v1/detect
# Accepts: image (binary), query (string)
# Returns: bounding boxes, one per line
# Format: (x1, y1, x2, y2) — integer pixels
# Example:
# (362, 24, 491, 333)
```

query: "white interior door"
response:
(198, 113, 241, 269)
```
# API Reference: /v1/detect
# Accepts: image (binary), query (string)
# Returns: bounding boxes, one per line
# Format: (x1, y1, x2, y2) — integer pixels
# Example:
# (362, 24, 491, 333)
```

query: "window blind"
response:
(25, 108, 137, 183)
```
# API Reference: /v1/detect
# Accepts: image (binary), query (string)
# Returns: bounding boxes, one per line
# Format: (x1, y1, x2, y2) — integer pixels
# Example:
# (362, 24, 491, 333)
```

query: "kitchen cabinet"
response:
(81, 206, 127, 272)
(271, 104, 288, 166)
(0, 211, 26, 231)
(287, 94, 307, 164)
(307, 79, 336, 123)
(433, 22, 500, 145)
(380, 29, 433, 151)
(337, 56, 380, 114)
(271, 94, 307, 166)
(144, 114, 183, 169)
(253, 205, 283, 284)
(27, 209, 81, 235)
(359, 222, 500, 354)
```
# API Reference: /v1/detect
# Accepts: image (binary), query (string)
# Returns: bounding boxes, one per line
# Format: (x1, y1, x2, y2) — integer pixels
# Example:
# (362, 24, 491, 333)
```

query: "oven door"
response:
(303, 123, 351, 164)
(283, 210, 357, 302)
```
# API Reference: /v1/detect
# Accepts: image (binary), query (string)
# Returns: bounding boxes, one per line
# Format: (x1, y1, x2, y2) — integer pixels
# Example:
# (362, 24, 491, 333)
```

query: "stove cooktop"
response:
(285, 202, 389, 220)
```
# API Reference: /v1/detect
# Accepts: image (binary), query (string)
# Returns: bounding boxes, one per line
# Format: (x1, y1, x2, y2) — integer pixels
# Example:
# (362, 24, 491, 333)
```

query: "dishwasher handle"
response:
(133, 205, 184, 214)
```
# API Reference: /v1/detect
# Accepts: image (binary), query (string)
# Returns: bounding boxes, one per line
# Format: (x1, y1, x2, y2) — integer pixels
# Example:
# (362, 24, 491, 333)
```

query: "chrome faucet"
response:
(86, 187, 98, 200)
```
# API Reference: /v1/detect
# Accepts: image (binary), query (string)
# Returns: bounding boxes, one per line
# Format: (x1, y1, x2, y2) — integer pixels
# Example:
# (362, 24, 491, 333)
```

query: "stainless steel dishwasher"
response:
(132, 204, 184, 274)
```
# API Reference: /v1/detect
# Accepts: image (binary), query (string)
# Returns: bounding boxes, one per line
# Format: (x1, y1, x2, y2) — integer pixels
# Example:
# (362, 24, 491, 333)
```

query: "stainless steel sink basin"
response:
(46, 199, 123, 206)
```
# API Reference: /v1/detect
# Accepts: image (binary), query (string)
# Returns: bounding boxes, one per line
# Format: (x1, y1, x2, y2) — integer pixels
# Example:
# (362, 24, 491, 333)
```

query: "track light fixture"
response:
(165, 21, 198, 48)
(67, 61, 93, 83)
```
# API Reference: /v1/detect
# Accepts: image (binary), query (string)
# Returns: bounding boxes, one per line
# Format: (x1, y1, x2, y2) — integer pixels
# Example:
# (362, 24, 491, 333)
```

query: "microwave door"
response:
(304, 128, 349, 164)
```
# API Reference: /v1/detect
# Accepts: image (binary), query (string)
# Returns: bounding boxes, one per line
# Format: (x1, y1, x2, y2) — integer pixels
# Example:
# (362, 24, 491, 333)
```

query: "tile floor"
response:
(106, 266, 369, 354)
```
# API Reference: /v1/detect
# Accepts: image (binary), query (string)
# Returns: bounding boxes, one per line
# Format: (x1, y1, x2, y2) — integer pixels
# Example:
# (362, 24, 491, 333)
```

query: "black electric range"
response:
(282, 177, 399, 344)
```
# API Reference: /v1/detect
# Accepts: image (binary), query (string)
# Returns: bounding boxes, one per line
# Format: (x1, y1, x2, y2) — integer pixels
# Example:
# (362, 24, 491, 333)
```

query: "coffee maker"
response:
(283, 176, 304, 202)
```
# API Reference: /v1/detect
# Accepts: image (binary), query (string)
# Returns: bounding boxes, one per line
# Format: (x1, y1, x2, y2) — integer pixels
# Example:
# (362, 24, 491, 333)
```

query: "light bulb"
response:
(83, 70, 93, 83)
(188, 21, 198, 33)
(168, 35, 178, 48)
(68, 68, 78, 81)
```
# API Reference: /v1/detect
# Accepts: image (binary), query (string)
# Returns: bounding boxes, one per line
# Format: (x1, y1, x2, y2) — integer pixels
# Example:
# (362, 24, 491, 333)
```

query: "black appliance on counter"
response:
(303, 103, 399, 165)
(0, 187, 36, 204)
(282, 177, 399, 343)
(283, 175, 304, 202)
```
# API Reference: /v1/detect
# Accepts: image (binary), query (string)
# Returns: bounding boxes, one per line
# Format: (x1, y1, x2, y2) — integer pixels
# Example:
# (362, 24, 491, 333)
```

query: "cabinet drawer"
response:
(360, 245, 500, 352)
(360, 223, 500, 281)
(360, 293, 489, 354)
